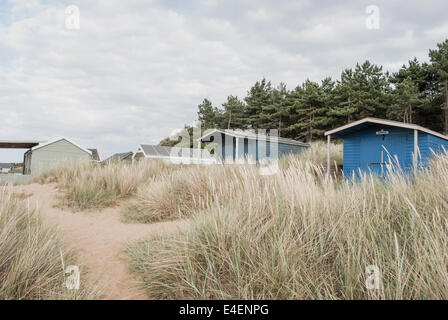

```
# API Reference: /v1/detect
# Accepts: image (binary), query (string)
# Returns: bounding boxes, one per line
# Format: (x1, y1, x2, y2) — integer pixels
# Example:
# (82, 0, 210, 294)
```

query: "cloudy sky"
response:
(1, 0, 447, 161)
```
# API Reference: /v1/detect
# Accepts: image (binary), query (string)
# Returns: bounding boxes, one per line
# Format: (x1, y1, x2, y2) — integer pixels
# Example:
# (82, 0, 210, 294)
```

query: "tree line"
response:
(160, 39, 448, 146)
(161, 39, 448, 145)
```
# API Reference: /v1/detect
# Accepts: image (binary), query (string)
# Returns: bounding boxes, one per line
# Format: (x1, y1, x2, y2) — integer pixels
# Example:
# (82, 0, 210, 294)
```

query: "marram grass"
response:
(126, 153, 448, 299)
(0, 189, 95, 299)
(34, 142, 448, 299)
(34, 160, 172, 211)
(123, 142, 342, 223)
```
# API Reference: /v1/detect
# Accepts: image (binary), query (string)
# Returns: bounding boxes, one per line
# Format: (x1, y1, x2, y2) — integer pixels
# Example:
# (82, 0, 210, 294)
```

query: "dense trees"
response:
(387, 77, 424, 123)
(288, 80, 328, 142)
(197, 99, 220, 129)
(429, 40, 448, 133)
(161, 39, 448, 145)
(221, 95, 246, 129)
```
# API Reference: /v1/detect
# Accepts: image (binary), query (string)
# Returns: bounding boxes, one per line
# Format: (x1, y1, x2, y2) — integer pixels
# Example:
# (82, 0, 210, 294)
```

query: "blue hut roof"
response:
(325, 117, 448, 141)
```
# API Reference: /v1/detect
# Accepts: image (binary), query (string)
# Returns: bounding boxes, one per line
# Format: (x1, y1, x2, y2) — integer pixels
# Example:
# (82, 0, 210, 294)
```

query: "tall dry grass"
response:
(123, 165, 260, 223)
(126, 153, 448, 299)
(123, 142, 340, 224)
(34, 160, 172, 210)
(33, 142, 341, 213)
(280, 140, 343, 169)
(0, 189, 94, 299)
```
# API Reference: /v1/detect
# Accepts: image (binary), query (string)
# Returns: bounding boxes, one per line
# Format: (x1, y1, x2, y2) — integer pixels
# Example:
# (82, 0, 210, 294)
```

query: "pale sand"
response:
(12, 183, 187, 300)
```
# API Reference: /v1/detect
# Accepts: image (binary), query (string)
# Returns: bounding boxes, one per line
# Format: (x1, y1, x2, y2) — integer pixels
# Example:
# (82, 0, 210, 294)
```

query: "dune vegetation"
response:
(34, 142, 341, 214)
(125, 149, 448, 299)
(34, 160, 172, 211)
(32, 142, 448, 299)
(122, 165, 260, 223)
(122, 142, 342, 223)
(0, 189, 94, 299)
(281, 140, 342, 167)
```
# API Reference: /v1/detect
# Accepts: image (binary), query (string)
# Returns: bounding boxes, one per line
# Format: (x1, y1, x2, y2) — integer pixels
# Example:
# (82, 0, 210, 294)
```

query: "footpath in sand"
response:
(14, 183, 186, 300)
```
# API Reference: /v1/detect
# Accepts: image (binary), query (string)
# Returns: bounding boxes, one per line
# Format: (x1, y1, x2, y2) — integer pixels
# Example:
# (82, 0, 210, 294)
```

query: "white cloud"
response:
(246, 8, 274, 22)
(424, 23, 448, 43)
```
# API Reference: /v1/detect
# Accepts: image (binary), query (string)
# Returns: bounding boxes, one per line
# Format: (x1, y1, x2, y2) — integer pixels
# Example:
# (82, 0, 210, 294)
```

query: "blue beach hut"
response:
(324, 118, 448, 177)
(199, 129, 310, 164)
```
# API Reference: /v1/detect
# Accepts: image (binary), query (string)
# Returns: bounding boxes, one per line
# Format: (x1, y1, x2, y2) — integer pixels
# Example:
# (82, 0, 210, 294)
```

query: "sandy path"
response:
(14, 183, 186, 300)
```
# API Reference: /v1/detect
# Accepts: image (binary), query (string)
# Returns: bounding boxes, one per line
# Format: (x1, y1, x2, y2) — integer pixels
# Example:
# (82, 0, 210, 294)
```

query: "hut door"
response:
(381, 134, 406, 174)
(361, 133, 406, 177)
(361, 135, 383, 176)
(243, 138, 248, 162)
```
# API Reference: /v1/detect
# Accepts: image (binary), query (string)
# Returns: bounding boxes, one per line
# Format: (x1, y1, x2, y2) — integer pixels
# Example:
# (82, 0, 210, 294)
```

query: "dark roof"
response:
(141, 145, 170, 157)
(88, 148, 100, 161)
(0, 163, 13, 169)
(0, 141, 40, 148)
(139, 145, 213, 159)
(104, 152, 133, 162)
(199, 129, 310, 147)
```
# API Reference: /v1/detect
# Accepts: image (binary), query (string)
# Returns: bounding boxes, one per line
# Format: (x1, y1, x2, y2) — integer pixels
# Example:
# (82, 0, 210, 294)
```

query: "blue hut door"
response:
(381, 135, 407, 174)
(360, 134, 406, 176)
(360, 136, 382, 175)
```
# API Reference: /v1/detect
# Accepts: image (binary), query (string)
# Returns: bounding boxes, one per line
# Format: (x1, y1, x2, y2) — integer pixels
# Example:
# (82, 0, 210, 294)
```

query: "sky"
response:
(1, 0, 448, 162)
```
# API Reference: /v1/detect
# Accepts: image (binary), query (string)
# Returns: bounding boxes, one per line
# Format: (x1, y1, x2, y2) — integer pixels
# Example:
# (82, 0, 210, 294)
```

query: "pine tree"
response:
(429, 39, 448, 133)
(352, 61, 389, 119)
(329, 62, 389, 123)
(197, 99, 220, 129)
(387, 77, 424, 123)
(266, 83, 290, 136)
(392, 58, 430, 92)
(244, 78, 273, 129)
(287, 80, 327, 142)
(329, 68, 357, 123)
(320, 77, 337, 131)
(221, 95, 246, 129)
(390, 58, 441, 130)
